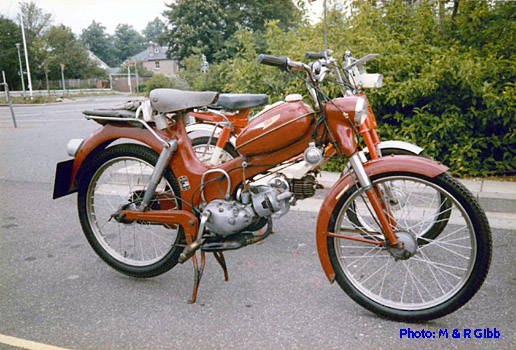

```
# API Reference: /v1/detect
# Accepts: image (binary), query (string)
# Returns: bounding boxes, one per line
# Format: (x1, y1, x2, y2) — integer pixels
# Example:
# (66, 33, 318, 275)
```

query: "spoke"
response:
(346, 245, 383, 270)
(413, 255, 462, 280)
(402, 260, 426, 303)
(418, 225, 469, 248)
(358, 258, 391, 285)
(415, 251, 446, 295)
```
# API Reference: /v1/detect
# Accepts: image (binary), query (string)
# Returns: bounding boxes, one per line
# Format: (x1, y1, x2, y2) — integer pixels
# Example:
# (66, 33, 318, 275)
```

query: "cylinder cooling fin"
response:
(290, 174, 317, 200)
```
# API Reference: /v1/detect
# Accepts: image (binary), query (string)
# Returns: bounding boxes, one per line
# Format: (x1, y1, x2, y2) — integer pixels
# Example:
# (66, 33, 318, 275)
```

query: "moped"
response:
(53, 53, 491, 322)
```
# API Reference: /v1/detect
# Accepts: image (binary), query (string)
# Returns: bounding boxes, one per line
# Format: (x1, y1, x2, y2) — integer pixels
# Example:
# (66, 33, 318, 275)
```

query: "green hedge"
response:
(180, 1, 516, 176)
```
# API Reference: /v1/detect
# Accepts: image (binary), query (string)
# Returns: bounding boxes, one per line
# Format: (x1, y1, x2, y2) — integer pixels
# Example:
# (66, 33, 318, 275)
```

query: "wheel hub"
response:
(387, 231, 418, 260)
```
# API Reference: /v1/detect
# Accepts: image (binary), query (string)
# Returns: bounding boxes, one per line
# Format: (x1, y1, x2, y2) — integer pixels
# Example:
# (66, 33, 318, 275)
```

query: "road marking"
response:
(0, 334, 73, 350)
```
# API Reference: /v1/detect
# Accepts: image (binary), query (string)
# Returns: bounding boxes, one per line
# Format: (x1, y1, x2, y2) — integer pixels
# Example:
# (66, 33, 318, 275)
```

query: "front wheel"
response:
(328, 172, 491, 321)
(78, 144, 185, 278)
(347, 148, 451, 243)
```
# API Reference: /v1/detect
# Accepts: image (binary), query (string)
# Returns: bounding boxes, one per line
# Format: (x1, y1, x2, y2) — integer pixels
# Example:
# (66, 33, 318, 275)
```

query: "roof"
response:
(87, 50, 110, 70)
(132, 46, 171, 62)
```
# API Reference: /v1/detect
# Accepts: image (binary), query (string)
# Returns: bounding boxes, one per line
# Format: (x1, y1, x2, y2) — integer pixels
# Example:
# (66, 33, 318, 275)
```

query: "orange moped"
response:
(53, 53, 491, 322)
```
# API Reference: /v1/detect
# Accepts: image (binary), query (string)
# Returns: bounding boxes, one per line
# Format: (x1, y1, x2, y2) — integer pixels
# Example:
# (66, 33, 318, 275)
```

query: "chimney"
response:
(148, 41, 155, 56)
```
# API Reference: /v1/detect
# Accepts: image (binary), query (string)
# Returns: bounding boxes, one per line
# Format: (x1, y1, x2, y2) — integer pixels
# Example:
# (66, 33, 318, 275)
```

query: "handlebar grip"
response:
(257, 54, 289, 70)
(305, 51, 325, 59)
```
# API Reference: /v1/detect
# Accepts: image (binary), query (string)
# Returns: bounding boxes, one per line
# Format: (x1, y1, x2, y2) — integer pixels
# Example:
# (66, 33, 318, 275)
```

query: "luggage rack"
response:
(83, 109, 169, 146)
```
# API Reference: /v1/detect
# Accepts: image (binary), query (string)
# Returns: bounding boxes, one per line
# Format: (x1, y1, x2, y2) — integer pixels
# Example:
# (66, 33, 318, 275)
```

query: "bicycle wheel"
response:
(191, 136, 238, 164)
(328, 172, 491, 321)
(346, 149, 451, 242)
(78, 144, 184, 278)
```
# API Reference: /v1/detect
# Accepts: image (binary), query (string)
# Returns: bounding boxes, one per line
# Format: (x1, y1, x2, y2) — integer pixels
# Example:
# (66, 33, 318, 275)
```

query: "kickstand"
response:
(187, 250, 206, 304)
(213, 252, 229, 281)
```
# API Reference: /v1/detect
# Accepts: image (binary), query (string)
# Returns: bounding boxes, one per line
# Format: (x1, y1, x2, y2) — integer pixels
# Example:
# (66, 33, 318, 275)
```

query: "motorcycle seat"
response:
(150, 89, 219, 113)
(211, 93, 269, 110)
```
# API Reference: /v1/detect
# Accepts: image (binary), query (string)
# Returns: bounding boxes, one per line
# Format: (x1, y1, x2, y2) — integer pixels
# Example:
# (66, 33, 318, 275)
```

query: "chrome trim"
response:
(200, 169, 231, 203)
(354, 97, 367, 125)
(139, 140, 178, 211)
(66, 139, 84, 157)
(349, 154, 371, 189)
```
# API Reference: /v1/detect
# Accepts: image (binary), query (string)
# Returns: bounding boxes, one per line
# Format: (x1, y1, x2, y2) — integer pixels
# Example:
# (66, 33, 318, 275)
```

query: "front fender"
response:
(316, 155, 448, 283)
(363, 140, 424, 156)
(68, 124, 164, 193)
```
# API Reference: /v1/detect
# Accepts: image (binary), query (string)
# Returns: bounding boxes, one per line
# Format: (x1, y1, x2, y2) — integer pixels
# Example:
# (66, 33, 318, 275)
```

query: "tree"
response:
(113, 24, 146, 63)
(18, 1, 52, 45)
(44, 25, 101, 80)
(81, 21, 117, 67)
(0, 16, 23, 89)
(18, 1, 53, 81)
(143, 17, 166, 43)
(161, 0, 301, 62)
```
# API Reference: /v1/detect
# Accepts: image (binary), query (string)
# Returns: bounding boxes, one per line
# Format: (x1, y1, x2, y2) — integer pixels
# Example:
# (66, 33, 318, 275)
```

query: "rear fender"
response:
(68, 124, 164, 194)
(316, 155, 448, 283)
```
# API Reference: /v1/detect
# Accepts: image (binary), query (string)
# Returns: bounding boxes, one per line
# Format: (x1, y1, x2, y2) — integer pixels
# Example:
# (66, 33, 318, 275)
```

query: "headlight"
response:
(354, 97, 367, 125)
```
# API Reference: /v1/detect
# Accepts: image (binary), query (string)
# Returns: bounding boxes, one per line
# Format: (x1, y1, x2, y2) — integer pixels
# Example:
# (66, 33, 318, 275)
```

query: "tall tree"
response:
(81, 21, 117, 67)
(44, 25, 101, 80)
(143, 17, 166, 43)
(18, 1, 52, 45)
(0, 16, 23, 89)
(162, 0, 301, 62)
(113, 24, 146, 62)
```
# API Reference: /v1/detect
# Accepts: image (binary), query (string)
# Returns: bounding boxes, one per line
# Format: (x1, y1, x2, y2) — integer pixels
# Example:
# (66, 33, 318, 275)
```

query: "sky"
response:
(0, 0, 329, 35)
(0, 0, 171, 34)
(0, 0, 328, 35)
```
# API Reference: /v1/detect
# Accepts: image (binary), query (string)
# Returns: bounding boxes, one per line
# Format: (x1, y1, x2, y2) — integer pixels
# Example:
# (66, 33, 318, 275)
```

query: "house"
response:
(132, 42, 179, 77)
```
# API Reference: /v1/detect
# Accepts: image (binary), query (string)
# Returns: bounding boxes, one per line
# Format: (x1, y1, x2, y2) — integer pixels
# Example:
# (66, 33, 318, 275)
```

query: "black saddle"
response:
(211, 93, 269, 110)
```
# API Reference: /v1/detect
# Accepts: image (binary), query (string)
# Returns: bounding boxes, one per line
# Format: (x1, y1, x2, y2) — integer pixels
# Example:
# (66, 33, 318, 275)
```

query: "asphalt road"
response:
(1, 98, 515, 350)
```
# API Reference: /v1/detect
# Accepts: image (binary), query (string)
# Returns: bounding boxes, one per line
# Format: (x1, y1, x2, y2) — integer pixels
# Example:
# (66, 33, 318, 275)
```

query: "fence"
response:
(32, 78, 108, 90)
(110, 75, 151, 92)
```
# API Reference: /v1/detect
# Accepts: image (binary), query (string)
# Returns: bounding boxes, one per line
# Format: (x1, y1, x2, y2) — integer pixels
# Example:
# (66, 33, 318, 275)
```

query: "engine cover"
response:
(204, 199, 256, 236)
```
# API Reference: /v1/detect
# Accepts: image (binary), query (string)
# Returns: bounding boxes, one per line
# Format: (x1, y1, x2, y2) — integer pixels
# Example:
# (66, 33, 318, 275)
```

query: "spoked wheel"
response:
(346, 149, 451, 242)
(78, 144, 184, 278)
(191, 136, 238, 164)
(328, 172, 491, 321)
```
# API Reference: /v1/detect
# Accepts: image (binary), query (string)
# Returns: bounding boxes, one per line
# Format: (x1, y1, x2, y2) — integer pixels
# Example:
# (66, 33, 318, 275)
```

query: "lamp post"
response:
(15, 43, 26, 97)
(19, 10, 33, 99)
(60, 63, 66, 96)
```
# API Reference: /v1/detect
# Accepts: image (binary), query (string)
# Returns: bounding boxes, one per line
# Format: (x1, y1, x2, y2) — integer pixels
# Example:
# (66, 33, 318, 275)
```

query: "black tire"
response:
(78, 144, 185, 278)
(346, 148, 451, 243)
(328, 172, 491, 322)
(191, 136, 239, 164)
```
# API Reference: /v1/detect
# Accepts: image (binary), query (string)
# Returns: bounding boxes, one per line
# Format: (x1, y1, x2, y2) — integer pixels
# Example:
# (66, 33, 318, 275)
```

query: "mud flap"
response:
(53, 159, 76, 199)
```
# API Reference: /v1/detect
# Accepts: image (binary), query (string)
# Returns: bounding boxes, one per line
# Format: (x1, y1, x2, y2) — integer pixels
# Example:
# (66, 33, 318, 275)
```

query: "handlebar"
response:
(256, 54, 289, 70)
(305, 51, 326, 59)
(257, 54, 307, 72)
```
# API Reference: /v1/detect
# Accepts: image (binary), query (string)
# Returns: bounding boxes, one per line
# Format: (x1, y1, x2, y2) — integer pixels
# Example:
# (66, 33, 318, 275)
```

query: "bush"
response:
(144, 74, 190, 96)
(218, 2, 516, 177)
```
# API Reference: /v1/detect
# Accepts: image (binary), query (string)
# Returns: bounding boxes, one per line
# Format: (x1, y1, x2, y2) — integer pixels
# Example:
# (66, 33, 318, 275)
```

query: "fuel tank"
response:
(235, 101, 315, 156)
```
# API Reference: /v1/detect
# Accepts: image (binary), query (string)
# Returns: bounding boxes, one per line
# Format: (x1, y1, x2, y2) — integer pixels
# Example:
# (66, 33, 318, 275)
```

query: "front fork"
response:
(349, 154, 399, 247)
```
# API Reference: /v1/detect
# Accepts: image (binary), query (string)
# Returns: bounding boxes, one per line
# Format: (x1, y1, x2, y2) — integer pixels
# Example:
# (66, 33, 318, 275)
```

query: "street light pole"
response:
(15, 43, 26, 97)
(19, 11, 33, 99)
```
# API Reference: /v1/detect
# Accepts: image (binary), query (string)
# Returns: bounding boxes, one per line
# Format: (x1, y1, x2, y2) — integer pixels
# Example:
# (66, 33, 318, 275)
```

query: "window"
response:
(154, 47, 160, 53)
(155, 61, 160, 70)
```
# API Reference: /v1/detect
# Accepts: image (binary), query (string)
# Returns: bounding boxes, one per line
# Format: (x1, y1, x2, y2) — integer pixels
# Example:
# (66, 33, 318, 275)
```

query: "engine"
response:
(203, 181, 293, 237)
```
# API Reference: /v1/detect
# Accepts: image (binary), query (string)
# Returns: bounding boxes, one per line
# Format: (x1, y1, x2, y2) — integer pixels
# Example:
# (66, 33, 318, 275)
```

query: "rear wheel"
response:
(191, 136, 238, 164)
(78, 144, 184, 278)
(328, 172, 491, 321)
